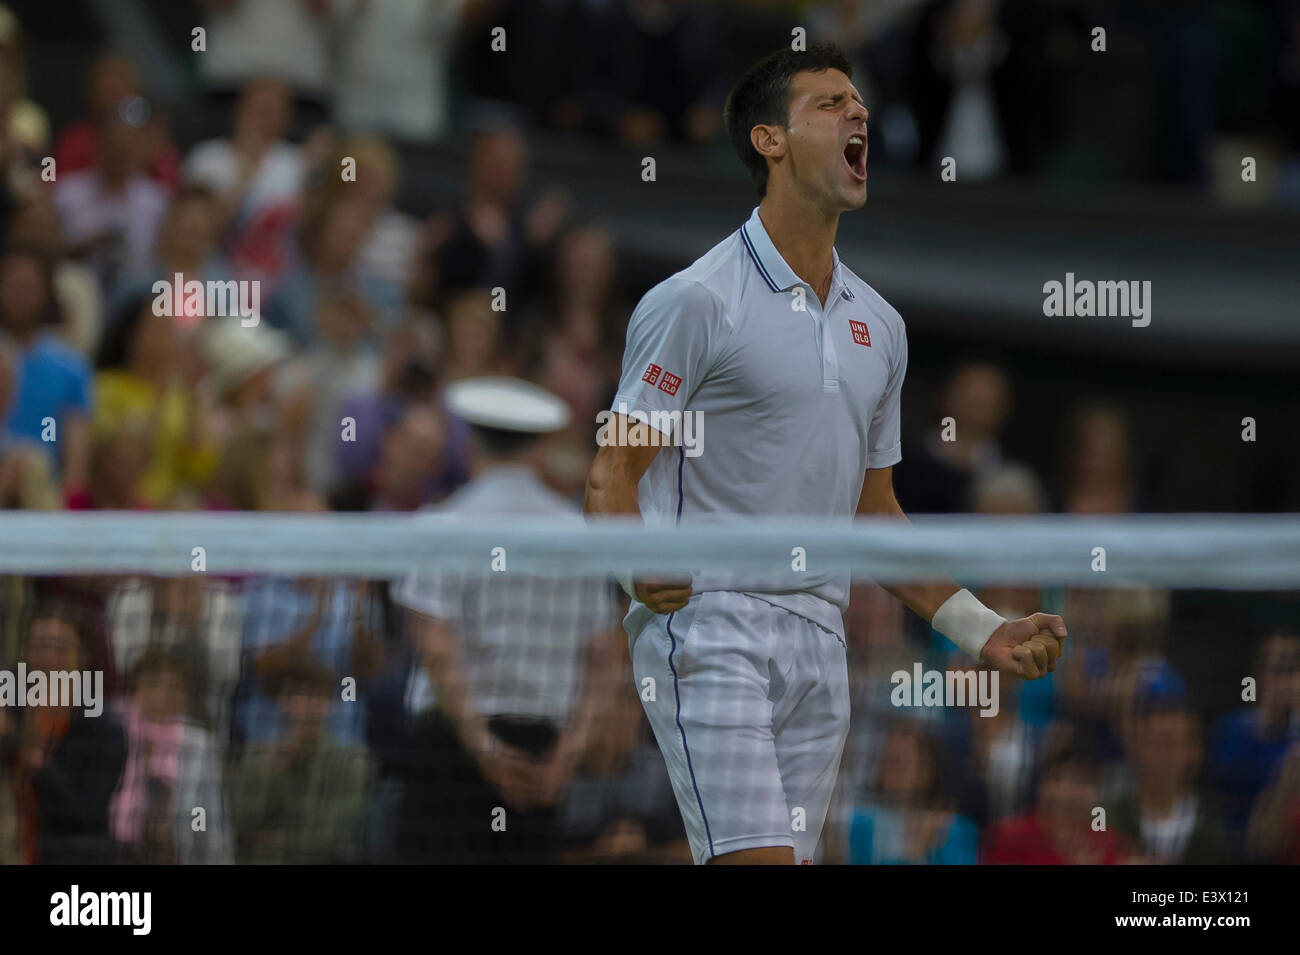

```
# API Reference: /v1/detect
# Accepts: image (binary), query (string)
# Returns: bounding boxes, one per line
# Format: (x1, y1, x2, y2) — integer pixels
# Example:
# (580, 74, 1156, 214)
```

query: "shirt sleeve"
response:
(610, 277, 727, 437)
(392, 569, 461, 622)
(866, 322, 907, 469)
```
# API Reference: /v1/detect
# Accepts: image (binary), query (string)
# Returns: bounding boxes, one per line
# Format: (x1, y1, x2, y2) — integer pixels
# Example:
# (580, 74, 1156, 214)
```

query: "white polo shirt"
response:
(612, 206, 908, 638)
(394, 465, 620, 720)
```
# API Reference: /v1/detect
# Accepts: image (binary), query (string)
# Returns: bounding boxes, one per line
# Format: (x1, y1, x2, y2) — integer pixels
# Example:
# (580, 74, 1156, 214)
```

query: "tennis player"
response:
(584, 44, 1067, 865)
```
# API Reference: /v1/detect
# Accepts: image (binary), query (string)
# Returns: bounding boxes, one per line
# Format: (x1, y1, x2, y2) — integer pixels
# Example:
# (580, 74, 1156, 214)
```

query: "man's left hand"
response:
(981, 612, 1067, 679)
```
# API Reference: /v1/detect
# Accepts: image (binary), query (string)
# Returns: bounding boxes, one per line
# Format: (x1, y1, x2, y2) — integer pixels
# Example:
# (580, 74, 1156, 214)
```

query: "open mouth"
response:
(843, 134, 867, 182)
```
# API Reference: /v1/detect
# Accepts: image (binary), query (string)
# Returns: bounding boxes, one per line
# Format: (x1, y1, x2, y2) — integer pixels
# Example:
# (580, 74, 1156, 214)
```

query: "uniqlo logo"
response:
(849, 319, 872, 346)
(642, 363, 662, 385)
(658, 372, 682, 396)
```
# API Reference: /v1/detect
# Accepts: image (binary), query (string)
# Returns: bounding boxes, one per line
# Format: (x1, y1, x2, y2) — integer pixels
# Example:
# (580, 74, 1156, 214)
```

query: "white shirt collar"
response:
(740, 206, 845, 297)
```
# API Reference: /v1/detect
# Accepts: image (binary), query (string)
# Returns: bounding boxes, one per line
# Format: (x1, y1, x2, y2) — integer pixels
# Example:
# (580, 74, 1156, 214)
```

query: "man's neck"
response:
(757, 195, 839, 305)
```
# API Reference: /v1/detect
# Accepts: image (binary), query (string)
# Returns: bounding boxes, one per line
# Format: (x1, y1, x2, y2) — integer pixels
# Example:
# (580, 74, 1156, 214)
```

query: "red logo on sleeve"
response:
(849, 320, 872, 347)
(642, 363, 662, 385)
(658, 372, 682, 396)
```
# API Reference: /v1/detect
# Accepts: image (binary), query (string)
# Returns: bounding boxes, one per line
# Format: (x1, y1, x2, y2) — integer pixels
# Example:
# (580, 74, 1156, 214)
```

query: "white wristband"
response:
(615, 573, 637, 601)
(932, 589, 1005, 661)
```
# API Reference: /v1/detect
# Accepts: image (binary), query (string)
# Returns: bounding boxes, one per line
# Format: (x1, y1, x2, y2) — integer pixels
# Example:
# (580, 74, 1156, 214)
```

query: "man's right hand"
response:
(635, 578, 694, 615)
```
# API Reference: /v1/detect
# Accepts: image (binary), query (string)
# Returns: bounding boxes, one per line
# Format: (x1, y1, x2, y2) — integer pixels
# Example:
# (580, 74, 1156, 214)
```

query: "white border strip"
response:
(0, 513, 1295, 588)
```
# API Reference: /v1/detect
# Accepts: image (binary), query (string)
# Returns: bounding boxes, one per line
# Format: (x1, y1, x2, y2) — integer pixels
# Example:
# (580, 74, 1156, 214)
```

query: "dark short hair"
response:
(723, 44, 853, 199)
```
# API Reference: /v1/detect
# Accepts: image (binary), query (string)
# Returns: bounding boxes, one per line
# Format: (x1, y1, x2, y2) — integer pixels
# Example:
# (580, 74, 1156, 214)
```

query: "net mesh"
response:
(1, 518, 1296, 865)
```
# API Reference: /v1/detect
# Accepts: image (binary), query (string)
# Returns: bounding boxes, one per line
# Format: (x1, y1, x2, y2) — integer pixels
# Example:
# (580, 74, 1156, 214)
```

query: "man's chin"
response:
(840, 186, 868, 211)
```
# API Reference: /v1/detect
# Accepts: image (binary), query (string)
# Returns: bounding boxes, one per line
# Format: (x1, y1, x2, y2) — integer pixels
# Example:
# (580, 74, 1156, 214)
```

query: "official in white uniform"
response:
(394, 377, 621, 864)
(585, 44, 1067, 865)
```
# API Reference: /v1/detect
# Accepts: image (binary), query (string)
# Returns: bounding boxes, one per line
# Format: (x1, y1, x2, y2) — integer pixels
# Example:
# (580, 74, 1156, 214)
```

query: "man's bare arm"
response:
(583, 417, 661, 517)
(855, 465, 963, 621)
(856, 466, 1067, 678)
(584, 414, 692, 614)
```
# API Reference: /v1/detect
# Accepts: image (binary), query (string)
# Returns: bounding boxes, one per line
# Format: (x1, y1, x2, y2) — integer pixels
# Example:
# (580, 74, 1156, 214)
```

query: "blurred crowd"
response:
(459, 0, 1300, 193)
(0, 0, 1296, 865)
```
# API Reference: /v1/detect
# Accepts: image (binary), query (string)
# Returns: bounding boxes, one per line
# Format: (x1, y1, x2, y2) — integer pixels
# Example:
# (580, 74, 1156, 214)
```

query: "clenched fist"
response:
(635, 577, 694, 615)
(980, 612, 1067, 679)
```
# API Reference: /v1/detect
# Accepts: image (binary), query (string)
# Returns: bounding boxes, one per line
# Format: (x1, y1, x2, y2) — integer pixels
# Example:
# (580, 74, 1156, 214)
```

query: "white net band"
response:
(0, 512, 1295, 587)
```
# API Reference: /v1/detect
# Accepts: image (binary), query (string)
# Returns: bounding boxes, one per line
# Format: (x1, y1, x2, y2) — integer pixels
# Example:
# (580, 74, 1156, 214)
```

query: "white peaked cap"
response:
(445, 376, 571, 433)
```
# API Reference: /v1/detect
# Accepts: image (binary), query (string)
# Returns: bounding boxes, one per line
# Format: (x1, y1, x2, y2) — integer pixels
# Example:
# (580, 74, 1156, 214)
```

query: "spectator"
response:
(1209, 631, 1300, 846)
(109, 649, 232, 864)
(910, 0, 1010, 178)
(332, 0, 468, 144)
(962, 656, 1044, 825)
(110, 184, 227, 328)
(1061, 403, 1140, 514)
(557, 652, 688, 864)
(183, 77, 305, 288)
(330, 400, 448, 513)
(52, 53, 181, 190)
(1114, 702, 1227, 864)
(263, 193, 400, 348)
(531, 223, 626, 430)
(198, 0, 335, 137)
(330, 136, 421, 305)
(9, 603, 127, 864)
(0, 245, 91, 493)
(1247, 739, 1300, 863)
(229, 659, 376, 864)
(847, 721, 979, 864)
(198, 317, 290, 449)
(0, 337, 57, 509)
(608, 0, 724, 146)
(203, 421, 324, 513)
(333, 317, 467, 496)
(983, 744, 1129, 864)
(1053, 588, 1172, 768)
(6, 194, 102, 356)
(276, 289, 382, 491)
(71, 423, 152, 512)
(90, 291, 218, 508)
(894, 360, 1010, 513)
(235, 577, 385, 748)
(437, 286, 511, 382)
(433, 124, 566, 301)
(105, 577, 243, 749)
(52, 113, 170, 290)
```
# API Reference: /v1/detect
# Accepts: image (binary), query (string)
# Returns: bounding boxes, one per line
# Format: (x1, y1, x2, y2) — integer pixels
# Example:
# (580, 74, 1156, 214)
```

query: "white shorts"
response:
(628, 590, 851, 864)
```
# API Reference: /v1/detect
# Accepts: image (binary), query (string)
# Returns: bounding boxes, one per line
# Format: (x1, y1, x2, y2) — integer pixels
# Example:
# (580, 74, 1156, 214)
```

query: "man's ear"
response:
(750, 123, 786, 162)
